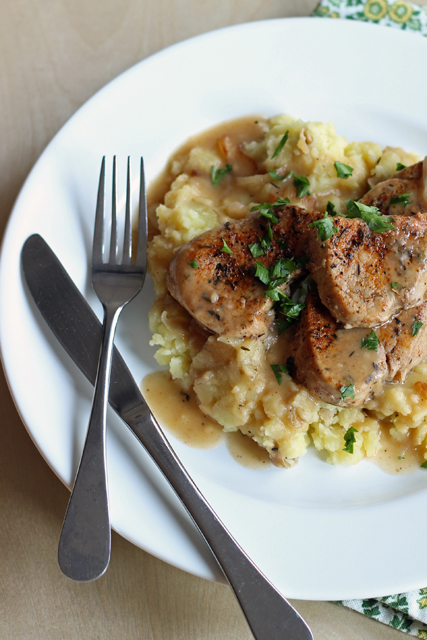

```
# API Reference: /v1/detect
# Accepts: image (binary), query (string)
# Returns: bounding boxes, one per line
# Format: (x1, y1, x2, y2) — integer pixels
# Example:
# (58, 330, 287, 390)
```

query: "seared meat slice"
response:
(308, 213, 427, 328)
(360, 159, 427, 215)
(167, 205, 320, 337)
(290, 291, 388, 407)
(377, 302, 427, 382)
(290, 292, 427, 407)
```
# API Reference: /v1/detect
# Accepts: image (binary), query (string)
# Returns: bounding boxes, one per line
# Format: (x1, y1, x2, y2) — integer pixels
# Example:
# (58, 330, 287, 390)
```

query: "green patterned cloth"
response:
(311, 3, 427, 634)
(312, 0, 427, 32)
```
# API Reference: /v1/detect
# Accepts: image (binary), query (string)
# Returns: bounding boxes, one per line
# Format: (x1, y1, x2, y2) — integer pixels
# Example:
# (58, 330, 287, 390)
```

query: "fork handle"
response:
(58, 303, 122, 582)
(124, 404, 313, 640)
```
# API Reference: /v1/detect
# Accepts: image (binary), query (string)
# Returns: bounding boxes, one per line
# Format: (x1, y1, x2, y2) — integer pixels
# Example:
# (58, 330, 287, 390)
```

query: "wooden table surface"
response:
(1, 1, 425, 638)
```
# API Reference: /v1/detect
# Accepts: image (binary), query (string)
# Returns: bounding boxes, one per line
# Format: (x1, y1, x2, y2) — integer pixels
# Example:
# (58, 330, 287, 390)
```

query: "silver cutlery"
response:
(57, 157, 147, 582)
(22, 230, 313, 639)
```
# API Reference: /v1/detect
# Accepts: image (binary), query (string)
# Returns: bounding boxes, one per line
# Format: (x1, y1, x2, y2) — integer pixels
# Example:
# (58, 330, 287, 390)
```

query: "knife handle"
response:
(125, 403, 313, 640)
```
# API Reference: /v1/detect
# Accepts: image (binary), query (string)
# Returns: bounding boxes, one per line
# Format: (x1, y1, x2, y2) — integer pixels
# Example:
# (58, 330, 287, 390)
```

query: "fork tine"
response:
(109, 156, 118, 264)
(136, 157, 147, 269)
(92, 156, 106, 266)
(122, 156, 132, 265)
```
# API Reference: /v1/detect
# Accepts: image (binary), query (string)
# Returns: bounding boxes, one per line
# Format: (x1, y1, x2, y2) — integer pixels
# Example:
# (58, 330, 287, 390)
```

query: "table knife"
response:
(21, 233, 313, 640)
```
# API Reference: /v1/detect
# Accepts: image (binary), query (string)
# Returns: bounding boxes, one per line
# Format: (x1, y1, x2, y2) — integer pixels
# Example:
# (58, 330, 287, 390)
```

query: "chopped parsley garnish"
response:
(270, 364, 289, 385)
(361, 330, 380, 351)
(251, 202, 279, 224)
(254, 262, 270, 285)
(250, 198, 291, 224)
(264, 287, 288, 302)
(273, 197, 291, 208)
(269, 170, 286, 181)
(293, 173, 311, 198)
(396, 162, 406, 171)
(340, 382, 355, 403)
(309, 212, 338, 242)
(334, 161, 354, 179)
(345, 200, 394, 233)
(265, 287, 304, 316)
(412, 320, 423, 337)
(421, 461, 427, 469)
(211, 163, 232, 186)
(398, 456, 405, 460)
(189, 260, 198, 268)
(268, 257, 298, 283)
(220, 238, 233, 254)
(390, 192, 412, 207)
(248, 224, 273, 258)
(343, 426, 358, 453)
(271, 130, 289, 159)
(391, 281, 402, 291)
(326, 201, 337, 216)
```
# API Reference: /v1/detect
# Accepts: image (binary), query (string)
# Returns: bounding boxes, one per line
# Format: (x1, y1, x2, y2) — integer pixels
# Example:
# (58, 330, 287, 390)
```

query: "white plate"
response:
(2, 18, 427, 601)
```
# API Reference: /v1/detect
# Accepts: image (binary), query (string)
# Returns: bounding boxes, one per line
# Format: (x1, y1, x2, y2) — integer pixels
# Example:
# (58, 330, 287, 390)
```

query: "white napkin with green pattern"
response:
(312, 1, 427, 636)
(313, 0, 427, 32)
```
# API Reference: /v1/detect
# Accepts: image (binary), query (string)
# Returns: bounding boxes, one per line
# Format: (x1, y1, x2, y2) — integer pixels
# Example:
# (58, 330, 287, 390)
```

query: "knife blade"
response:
(21, 233, 313, 640)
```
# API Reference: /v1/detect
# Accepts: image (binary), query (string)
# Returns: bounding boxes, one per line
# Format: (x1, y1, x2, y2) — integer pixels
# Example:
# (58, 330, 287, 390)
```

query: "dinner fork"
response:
(58, 156, 147, 582)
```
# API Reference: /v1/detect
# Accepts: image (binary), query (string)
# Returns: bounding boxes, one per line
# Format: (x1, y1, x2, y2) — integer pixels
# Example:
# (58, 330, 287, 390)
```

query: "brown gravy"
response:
(142, 371, 272, 468)
(142, 371, 223, 449)
(371, 427, 425, 475)
(146, 116, 426, 475)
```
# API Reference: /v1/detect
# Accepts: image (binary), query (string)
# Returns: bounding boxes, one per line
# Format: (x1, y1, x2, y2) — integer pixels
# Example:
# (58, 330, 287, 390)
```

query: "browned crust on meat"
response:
(360, 160, 427, 216)
(290, 291, 388, 406)
(166, 205, 320, 337)
(377, 301, 427, 382)
(308, 214, 427, 328)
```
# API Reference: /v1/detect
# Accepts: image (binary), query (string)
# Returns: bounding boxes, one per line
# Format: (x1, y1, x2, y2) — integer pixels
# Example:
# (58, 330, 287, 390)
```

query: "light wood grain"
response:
(0, 1, 425, 638)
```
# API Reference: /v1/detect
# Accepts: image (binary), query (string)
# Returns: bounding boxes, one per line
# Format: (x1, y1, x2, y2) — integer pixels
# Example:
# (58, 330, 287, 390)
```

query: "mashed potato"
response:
(147, 113, 427, 468)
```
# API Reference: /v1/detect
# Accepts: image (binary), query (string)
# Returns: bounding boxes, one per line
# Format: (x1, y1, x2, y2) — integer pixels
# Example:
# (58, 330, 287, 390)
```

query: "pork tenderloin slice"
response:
(289, 291, 388, 407)
(377, 301, 427, 382)
(166, 205, 320, 337)
(360, 158, 427, 216)
(308, 213, 427, 328)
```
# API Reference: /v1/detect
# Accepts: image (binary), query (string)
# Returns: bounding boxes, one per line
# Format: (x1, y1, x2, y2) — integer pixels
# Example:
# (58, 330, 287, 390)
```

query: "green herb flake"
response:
(254, 262, 270, 285)
(277, 318, 292, 335)
(272, 197, 291, 208)
(391, 281, 402, 291)
(293, 173, 311, 198)
(270, 364, 289, 385)
(220, 238, 233, 255)
(189, 260, 199, 269)
(412, 320, 423, 337)
(269, 170, 286, 182)
(421, 461, 427, 469)
(398, 456, 405, 460)
(248, 224, 273, 258)
(211, 163, 232, 186)
(250, 202, 279, 224)
(361, 330, 380, 352)
(396, 162, 406, 171)
(390, 192, 412, 207)
(334, 161, 354, 179)
(343, 426, 358, 453)
(271, 130, 289, 159)
(309, 212, 338, 242)
(340, 382, 355, 403)
(326, 201, 337, 216)
(345, 200, 394, 233)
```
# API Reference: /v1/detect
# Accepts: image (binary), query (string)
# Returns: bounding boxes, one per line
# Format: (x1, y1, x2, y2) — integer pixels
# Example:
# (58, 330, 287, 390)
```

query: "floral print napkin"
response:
(313, 0, 427, 32)
(311, 1, 427, 635)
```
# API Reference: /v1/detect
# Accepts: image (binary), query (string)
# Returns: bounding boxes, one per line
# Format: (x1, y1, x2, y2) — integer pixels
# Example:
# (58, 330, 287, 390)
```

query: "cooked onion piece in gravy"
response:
(146, 113, 427, 471)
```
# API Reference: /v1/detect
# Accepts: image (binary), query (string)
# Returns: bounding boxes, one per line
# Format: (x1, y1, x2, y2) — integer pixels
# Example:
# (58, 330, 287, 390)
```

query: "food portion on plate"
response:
(147, 113, 427, 468)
